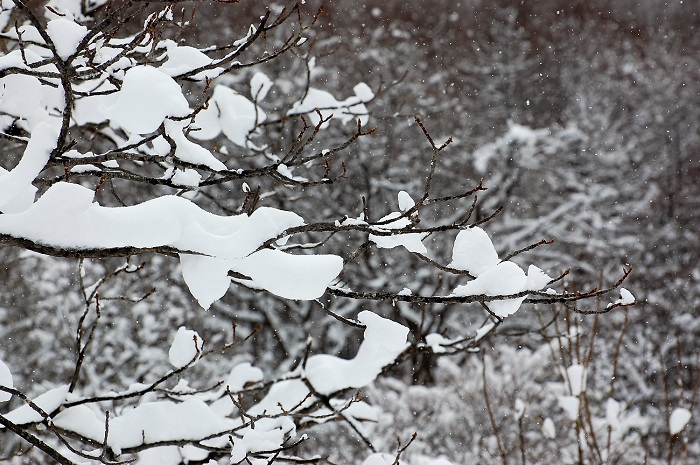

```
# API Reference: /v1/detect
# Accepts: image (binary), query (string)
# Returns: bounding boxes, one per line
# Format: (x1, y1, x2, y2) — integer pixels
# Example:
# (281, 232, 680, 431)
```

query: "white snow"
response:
(618, 288, 635, 304)
(365, 453, 416, 465)
(230, 439, 247, 463)
(179, 255, 231, 309)
(0, 70, 63, 130)
(164, 120, 227, 171)
(158, 41, 222, 80)
(71, 80, 118, 126)
(250, 72, 273, 101)
(606, 398, 621, 429)
(452, 261, 527, 317)
(227, 414, 297, 462)
(1, 24, 45, 46)
(52, 404, 105, 440)
(605, 397, 622, 428)
(0, 75, 42, 128)
(397, 190, 415, 212)
(276, 163, 309, 182)
(352, 82, 375, 101)
(241, 417, 295, 452)
(449, 227, 500, 275)
(110, 398, 234, 450)
(450, 228, 552, 317)
(46, 18, 88, 60)
(170, 379, 194, 395)
(542, 417, 556, 439)
(134, 446, 182, 465)
(604, 399, 650, 436)
(287, 85, 371, 128)
(669, 407, 692, 435)
(361, 454, 398, 465)
(0, 49, 42, 70)
(66, 149, 119, 174)
(0, 182, 342, 307)
(0, 182, 239, 251)
(369, 192, 426, 253)
(304, 311, 408, 394)
(225, 362, 264, 392)
(0, 3, 11, 31)
(608, 288, 635, 308)
(369, 212, 427, 254)
(249, 379, 312, 417)
(181, 446, 210, 463)
(0, 359, 12, 402)
(171, 168, 202, 187)
(339, 215, 367, 227)
(565, 364, 586, 396)
(524, 265, 552, 290)
(425, 333, 456, 354)
(233, 248, 343, 300)
(45, 0, 107, 22)
(474, 321, 496, 341)
(0, 122, 54, 213)
(558, 395, 579, 421)
(168, 327, 203, 368)
(1, 385, 69, 424)
(191, 84, 264, 148)
(427, 460, 453, 465)
(55, 399, 238, 453)
(514, 398, 526, 420)
(339, 399, 378, 422)
(106, 65, 191, 134)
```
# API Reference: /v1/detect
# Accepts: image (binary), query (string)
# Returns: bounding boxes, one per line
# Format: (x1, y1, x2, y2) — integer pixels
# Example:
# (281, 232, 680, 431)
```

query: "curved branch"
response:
(0, 413, 77, 465)
(327, 267, 634, 310)
(0, 234, 186, 258)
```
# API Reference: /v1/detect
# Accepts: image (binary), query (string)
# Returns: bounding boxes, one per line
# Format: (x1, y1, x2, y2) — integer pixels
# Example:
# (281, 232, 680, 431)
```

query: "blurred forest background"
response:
(1, 0, 699, 463)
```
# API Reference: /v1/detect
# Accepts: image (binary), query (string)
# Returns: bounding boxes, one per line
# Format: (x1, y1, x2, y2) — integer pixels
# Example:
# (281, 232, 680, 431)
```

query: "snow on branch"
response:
(0, 181, 343, 307)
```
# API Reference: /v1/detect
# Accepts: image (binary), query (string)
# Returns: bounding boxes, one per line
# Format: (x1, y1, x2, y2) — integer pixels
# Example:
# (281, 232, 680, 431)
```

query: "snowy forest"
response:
(0, 0, 698, 464)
